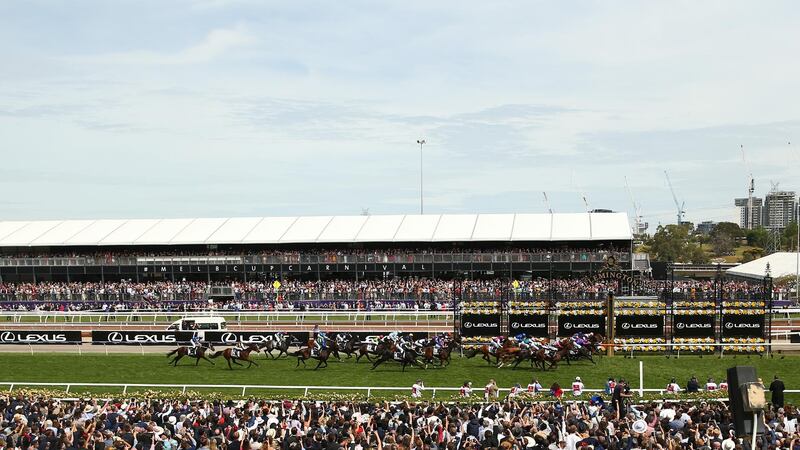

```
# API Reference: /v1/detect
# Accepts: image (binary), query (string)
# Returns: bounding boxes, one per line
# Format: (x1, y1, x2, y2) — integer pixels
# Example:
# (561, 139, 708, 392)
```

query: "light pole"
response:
(416, 139, 425, 214)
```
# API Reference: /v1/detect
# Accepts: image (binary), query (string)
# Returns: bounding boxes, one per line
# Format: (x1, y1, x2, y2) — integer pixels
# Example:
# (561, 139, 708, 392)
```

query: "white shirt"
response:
(411, 383, 424, 398)
(572, 381, 584, 396)
(706, 382, 718, 391)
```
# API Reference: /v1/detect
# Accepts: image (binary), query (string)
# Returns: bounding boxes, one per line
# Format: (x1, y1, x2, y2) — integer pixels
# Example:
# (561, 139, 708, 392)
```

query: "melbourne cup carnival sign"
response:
(460, 313, 501, 337)
(614, 315, 664, 337)
(721, 314, 765, 338)
(508, 314, 549, 337)
(557, 315, 605, 336)
(0, 330, 82, 345)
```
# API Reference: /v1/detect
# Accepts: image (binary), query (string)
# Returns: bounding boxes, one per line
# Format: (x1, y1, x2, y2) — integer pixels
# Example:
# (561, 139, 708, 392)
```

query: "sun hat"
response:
(632, 420, 647, 434)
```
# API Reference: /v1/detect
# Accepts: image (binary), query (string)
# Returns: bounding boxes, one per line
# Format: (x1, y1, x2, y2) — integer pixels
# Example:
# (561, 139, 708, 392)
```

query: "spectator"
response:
(687, 376, 700, 393)
(771, 375, 786, 408)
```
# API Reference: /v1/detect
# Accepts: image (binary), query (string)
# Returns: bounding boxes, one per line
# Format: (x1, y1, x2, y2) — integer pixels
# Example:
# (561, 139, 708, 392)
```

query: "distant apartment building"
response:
(696, 221, 716, 235)
(763, 191, 797, 230)
(734, 197, 763, 230)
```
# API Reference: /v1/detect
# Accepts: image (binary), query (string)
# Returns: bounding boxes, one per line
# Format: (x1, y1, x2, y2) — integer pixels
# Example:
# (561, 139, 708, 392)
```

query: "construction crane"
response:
(542, 192, 553, 214)
(741, 145, 755, 230)
(664, 170, 685, 225)
(624, 176, 644, 235)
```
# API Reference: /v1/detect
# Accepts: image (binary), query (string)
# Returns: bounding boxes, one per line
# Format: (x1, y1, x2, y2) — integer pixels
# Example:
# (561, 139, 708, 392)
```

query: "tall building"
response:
(763, 191, 797, 230)
(734, 197, 763, 230)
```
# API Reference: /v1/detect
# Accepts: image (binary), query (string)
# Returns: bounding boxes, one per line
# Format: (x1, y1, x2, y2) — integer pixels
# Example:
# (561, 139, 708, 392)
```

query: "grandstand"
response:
(0, 212, 633, 283)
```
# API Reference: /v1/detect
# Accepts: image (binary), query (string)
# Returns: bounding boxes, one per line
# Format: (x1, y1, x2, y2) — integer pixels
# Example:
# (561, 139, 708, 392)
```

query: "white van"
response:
(167, 317, 227, 333)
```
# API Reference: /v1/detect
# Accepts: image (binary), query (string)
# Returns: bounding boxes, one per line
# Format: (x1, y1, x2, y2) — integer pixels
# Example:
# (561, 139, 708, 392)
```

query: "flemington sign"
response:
(583, 256, 636, 286)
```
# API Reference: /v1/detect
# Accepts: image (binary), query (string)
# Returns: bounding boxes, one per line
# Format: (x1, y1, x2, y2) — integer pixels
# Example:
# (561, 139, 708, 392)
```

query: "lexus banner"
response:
(557, 315, 605, 336)
(672, 315, 715, 338)
(508, 314, 549, 337)
(92, 331, 194, 345)
(205, 331, 308, 345)
(0, 330, 82, 345)
(722, 314, 765, 338)
(615, 315, 664, 337)
(460, 314, 501, 337)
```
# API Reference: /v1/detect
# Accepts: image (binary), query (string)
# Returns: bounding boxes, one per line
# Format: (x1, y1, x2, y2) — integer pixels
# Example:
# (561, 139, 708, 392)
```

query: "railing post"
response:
(367, 388, 371, 398)
(242, 386, 247, 396)
(123, 385, 128, 394)
(65, 384, 71, 393)
(304, 387, 309, 396)
(8, 384, 14, 392)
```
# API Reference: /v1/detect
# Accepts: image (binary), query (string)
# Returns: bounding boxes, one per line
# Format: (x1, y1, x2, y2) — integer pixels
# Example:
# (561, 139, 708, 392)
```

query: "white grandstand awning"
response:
(0, 212, 632, 247)
(726, 252, 800, 281)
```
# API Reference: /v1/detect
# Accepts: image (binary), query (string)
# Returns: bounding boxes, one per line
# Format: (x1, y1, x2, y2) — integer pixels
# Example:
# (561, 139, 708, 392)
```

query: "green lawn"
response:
(0, 352, 796, 402)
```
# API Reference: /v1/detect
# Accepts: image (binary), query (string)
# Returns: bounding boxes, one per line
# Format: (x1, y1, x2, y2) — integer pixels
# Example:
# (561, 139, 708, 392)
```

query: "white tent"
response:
(725, 252, 800, 280)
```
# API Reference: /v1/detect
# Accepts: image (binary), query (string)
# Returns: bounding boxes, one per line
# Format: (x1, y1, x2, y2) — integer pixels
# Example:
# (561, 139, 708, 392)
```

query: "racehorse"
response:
(210, 344, 260, 370)
(370, 346, 425, 372)
(463, 344, 500, 365)
(421, 339, 457, 367)
(292, 346, 333, 370)
(355, 338, 391, 363)
(166, 342, 216, 366)
(259, 333, 298, 359)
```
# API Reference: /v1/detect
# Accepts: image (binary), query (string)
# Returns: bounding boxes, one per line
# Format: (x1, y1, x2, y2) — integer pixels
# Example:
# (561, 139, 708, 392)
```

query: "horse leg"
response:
(227, 358, 233, 370)
(202, 355, 215, 365)
(195, 356, 200, 366)
(249, 358, 259, 367)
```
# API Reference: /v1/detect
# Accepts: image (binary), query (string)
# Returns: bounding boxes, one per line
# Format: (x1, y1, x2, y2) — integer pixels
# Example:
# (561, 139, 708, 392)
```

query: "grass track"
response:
(0, 352, 797, 401)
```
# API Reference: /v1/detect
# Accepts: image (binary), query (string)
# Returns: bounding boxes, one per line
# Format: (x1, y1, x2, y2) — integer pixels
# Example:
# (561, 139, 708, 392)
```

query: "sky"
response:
(2, 1, 800, 230)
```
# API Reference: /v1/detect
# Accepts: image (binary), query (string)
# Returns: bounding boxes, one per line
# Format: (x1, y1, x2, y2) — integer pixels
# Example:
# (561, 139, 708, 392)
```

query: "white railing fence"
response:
(1, 381, 797, 400)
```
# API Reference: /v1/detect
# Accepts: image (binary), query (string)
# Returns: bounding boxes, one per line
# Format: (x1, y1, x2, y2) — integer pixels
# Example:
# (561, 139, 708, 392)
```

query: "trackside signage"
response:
(615, 315, 664, 337)
(0, 330, 82, 345)
(557, 315, 605, 336)
(507, 314, 549, 337)
(204, 331, 308, 345)
(91, 331, 193, 345)
(721, 314, 765, 338)
(672, 315, 715, 338)
(460, 314, 501, 337)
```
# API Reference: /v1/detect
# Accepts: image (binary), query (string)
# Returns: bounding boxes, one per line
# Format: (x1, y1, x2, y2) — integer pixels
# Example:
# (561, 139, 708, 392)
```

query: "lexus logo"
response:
(564, 323, 600, 330)
(511, 322, 545, 329)
(621, 323, 657, 330)
(0, 332, 68, 343)
(725, 322, 760, 329)
(108, 332, 124, 343)
(221, 332, 238, 343)
(463, 322, 497, 328)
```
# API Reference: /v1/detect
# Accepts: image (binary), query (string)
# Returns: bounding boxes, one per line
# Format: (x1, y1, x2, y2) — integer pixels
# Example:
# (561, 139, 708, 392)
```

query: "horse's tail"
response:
(166, 348, 180, 357)
(210, 351, 224, 359)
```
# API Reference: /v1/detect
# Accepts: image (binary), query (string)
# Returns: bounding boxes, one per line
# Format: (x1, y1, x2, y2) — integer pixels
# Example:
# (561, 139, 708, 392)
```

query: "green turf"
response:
(0, 352, 796, 401)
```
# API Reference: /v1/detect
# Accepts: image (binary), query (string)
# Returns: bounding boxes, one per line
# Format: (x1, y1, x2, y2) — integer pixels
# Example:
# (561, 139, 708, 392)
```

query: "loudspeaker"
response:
(727, 366, 764, 437)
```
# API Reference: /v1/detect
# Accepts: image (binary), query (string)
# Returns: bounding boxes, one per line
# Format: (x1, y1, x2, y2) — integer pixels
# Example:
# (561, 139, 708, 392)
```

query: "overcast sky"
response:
(2, 1, 800, 229)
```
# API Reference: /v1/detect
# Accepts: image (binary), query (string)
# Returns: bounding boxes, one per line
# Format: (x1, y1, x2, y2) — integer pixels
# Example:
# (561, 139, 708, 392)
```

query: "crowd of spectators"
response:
(0, 377, 795, 450)
(0, 277, 778, 312)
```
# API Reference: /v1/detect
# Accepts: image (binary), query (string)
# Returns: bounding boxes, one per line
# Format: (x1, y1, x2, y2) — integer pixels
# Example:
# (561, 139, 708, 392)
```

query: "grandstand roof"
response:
(725, 251, 800, 281)
(0, 212, 632, 247)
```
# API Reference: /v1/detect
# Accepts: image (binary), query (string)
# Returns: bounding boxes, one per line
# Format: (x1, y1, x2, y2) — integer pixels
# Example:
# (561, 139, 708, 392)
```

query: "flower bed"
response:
(721, 337, 766, 353)
(613, 337, 667, 352)
(672, 337, 715, 353)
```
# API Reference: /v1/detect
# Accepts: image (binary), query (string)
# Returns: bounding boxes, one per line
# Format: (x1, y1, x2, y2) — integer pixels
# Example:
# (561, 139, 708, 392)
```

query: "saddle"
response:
(231, 348, 242, 358)
(188, 347, 199, 357)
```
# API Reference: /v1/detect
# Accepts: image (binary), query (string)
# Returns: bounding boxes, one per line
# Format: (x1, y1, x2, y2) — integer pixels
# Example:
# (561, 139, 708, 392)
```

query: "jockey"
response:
(314, 331, 328, 353)
(489, 335, 504, 351)
(433, 333, 446, 348)
(395, 338, 412, 359)
(190, 332, 202, 348)
(387, 331, 401, 342)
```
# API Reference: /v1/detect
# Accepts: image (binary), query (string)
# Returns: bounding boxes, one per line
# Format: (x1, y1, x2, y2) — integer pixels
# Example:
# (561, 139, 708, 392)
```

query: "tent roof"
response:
(725, 252, 800, 280)
(0, 212, 632, 247)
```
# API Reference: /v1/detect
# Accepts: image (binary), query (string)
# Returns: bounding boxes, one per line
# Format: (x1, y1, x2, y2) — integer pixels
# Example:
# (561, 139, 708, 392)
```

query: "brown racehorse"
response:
(211, 344, 260, 370)
(422, 340, 457, 367)
(292, 346, 333, 369)
(463, 345, 499, 365)
(166, 342, 216, 366)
